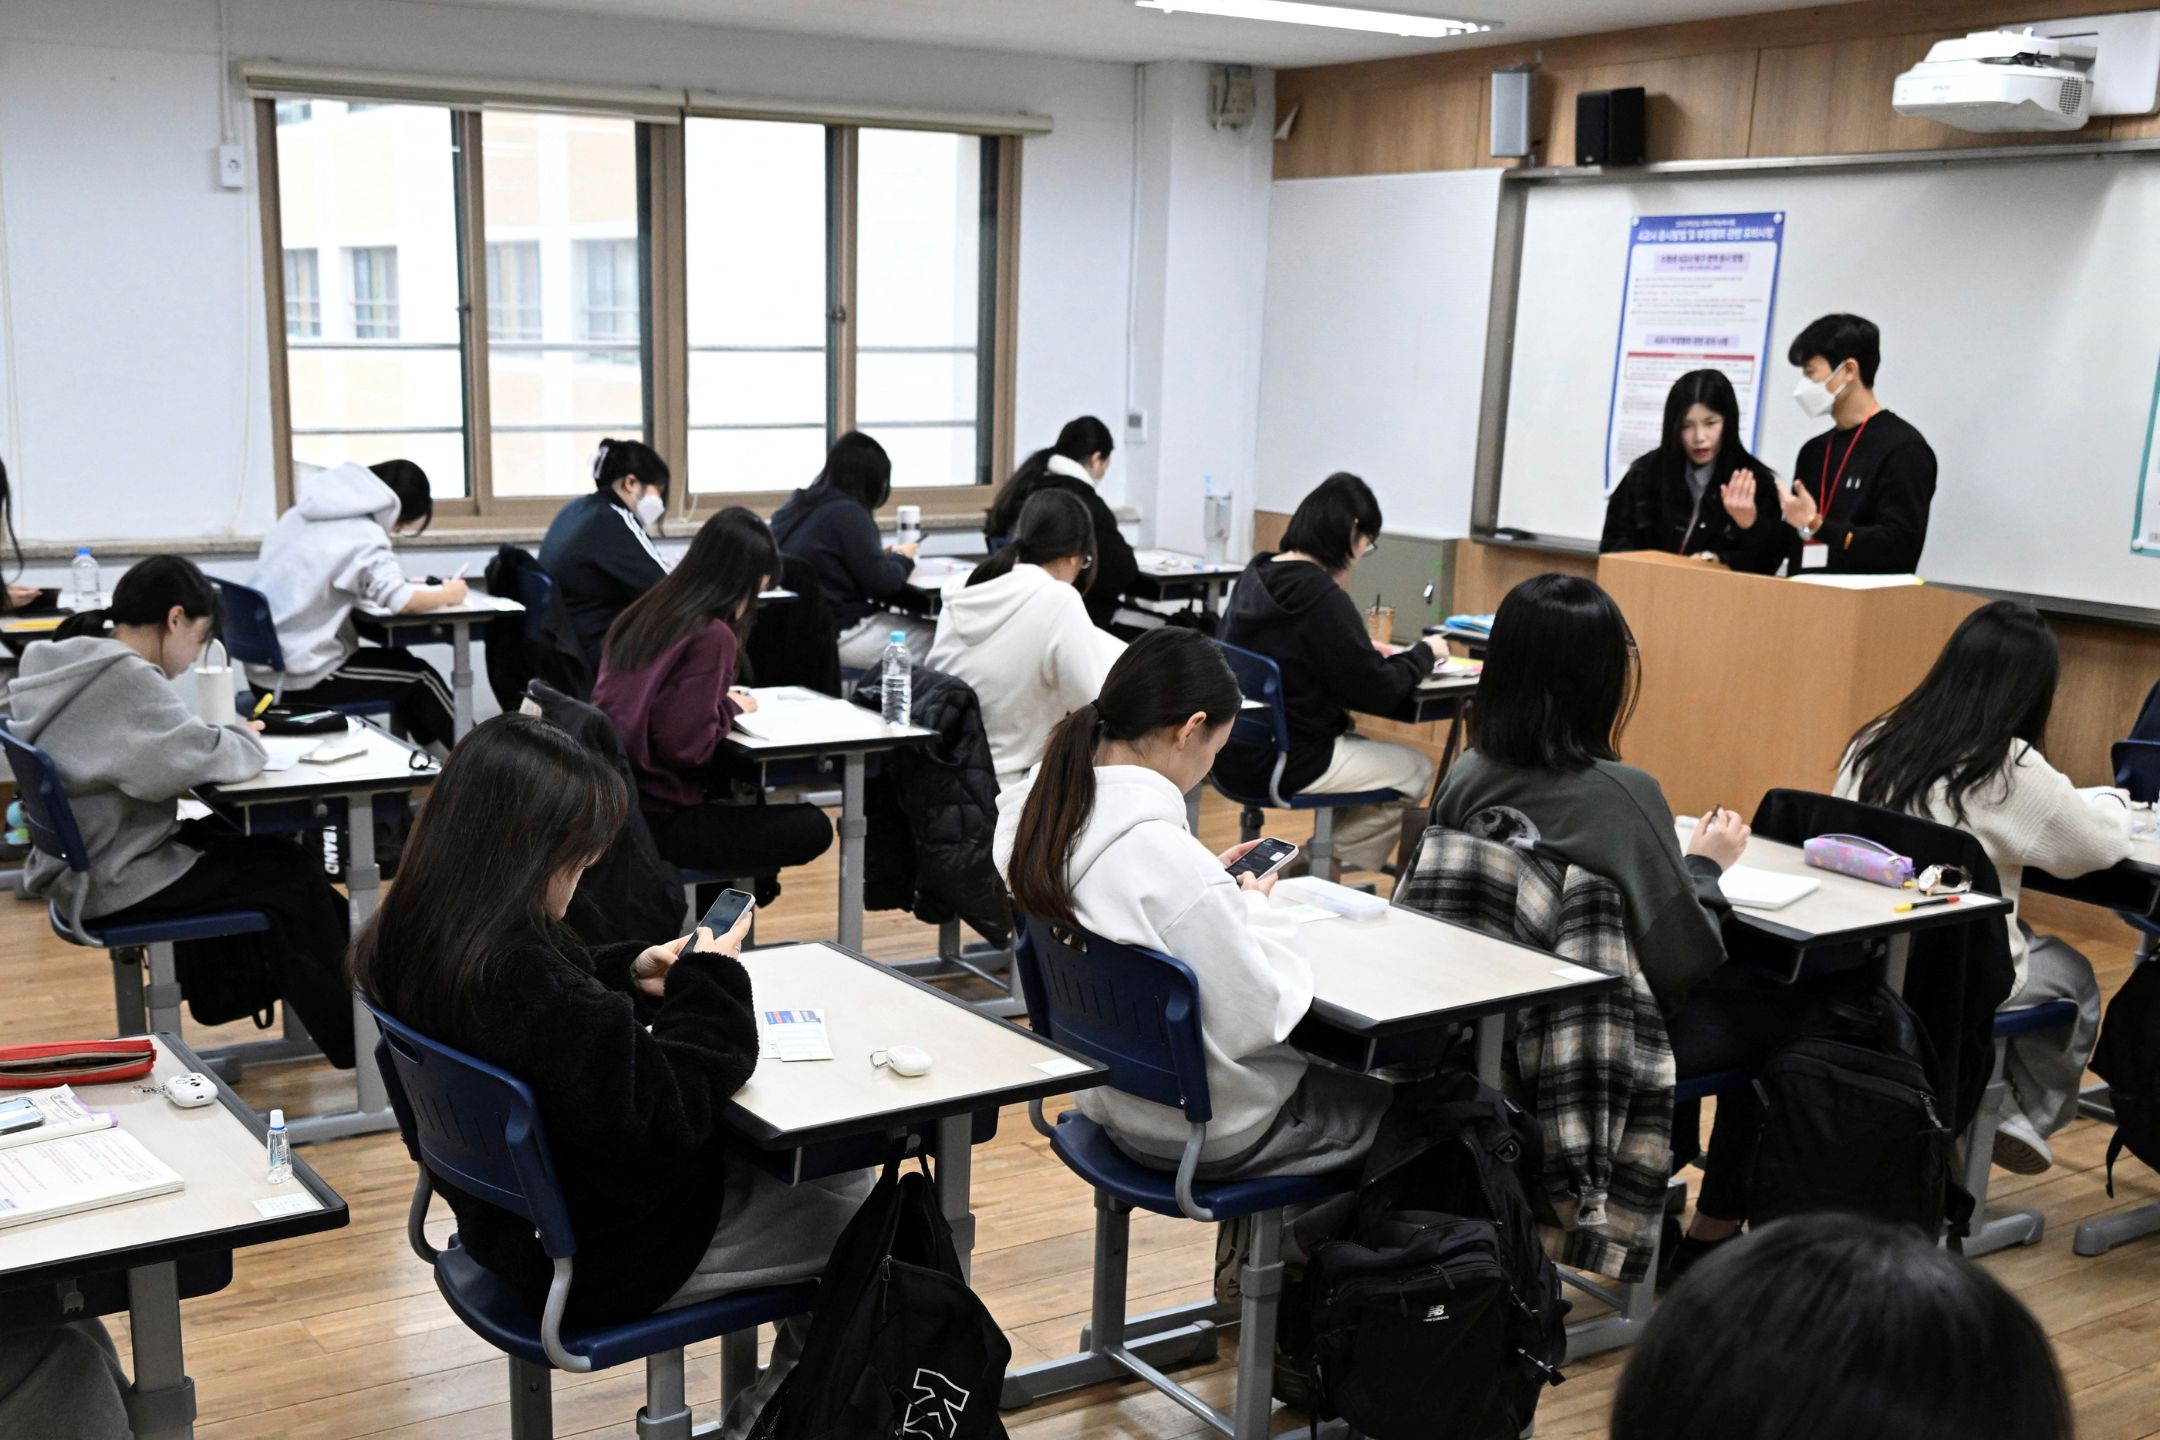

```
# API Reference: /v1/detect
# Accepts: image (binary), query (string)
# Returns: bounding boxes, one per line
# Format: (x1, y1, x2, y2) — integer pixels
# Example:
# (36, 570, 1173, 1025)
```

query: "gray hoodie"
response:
(8, 637, 267, 922)
(248, 462, 416, 689)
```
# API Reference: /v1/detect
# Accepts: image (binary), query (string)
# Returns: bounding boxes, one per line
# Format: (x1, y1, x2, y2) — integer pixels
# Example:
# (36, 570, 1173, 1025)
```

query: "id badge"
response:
(1800, 542, 1829, 571)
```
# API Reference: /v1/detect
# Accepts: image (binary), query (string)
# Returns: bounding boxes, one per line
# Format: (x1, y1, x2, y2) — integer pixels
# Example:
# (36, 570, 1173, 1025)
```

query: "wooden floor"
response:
(8, 792, 2160, 1438)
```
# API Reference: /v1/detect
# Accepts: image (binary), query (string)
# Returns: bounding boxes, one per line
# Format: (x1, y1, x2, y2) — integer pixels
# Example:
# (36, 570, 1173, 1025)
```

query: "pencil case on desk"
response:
(258, 707, 350, 736)
(0, 1038, 156, 1088)
(1802, 834, 1914, 889)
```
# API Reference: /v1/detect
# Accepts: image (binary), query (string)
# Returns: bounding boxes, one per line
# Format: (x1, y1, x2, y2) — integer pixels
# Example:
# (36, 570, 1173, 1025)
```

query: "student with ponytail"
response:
(994, 627, 1391, 1186)
(929, 488, 1124, 789)
(7, 557, 354, 1065)
(541, 438, 675, 670)
(985, 415, 1136, 632)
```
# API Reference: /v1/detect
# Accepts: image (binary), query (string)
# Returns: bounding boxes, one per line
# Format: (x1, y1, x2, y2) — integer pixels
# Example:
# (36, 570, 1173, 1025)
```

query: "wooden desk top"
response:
(0, 1037, 346, 1288)
(1696, 826, 2010, 949)
(201, 722, 437, 802)
(723, 943, 1106, 1150)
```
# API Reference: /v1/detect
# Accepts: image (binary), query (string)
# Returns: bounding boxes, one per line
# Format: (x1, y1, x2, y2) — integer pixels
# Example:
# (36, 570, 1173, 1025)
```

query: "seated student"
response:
(1612, 1213, 2069, 1440)
(995, 627, 1393, 1190)
(1774, 313, 1938, 575)
(538, 438, 673, 671)
(0, 1321, 131, 1440)
(1215, 472, 1435, 874)
(984, 415, 1136, 632)
(1428, 573, 1788, 1280)
(1600, 368, 1784, 574)
(1836, 600, 2130, 1173)
(9, 557, 354, 1065)
(928, 488, 1124, 790)
(247, 459, 461, 751)
(592, 507, 833, 897)
(770, 431, 924, 670)
(351, 714, 867, 1434)
(0, 458, 49, 612)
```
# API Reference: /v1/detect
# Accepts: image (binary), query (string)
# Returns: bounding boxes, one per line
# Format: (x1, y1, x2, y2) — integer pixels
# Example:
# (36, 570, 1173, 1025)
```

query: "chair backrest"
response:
(0, 721, 92, 874)
(1014, 915, 1211, 1124)
(2115, 739, 2160, 804)
(2130, 679, 2160, 744)
(1212, 639, 1291, 755)
(505, 563, 554, 649)
(209, 577, 286, 673)
(367, 1001, 578, 1259)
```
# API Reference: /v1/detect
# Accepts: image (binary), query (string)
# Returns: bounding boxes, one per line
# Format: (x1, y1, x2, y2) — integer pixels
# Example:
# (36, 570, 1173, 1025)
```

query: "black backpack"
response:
(1302, 1072, 1566, 1440)
(747, 1148, 1010, 1440)
(1746, 986, 1966, 1240)
(2091, 958, 2160, 1194)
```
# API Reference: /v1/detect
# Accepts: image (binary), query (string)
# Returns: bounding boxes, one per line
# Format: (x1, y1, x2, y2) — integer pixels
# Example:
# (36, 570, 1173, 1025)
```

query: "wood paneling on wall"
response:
(1276, 0, 2160, 178)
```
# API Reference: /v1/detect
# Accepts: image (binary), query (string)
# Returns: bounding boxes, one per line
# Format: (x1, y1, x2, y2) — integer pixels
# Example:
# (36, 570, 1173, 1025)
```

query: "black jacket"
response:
(1784, 410, 1937, 575)
(770, 485, 913, 628)
(1213, 555, 1434, 797)
(1599, 448, 1784, 575)
(484, 544, 594, 710)
(848, 661, 1012, 947)
(422, 932, 760, 1326)
(986, 470, 1136, 633)
(538, 492, 668, 671)
(742, 552, 843, 697)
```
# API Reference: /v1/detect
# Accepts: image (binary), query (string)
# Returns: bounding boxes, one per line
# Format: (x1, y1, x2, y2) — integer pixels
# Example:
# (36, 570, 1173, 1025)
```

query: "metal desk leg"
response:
(1475, 1013, 1505, 1088)
(289, 791, 395, 1145)
(449, 621, 475, 739)
(124, 1262, 196, 1440)
(934, 1113, 976, 1283)
(838, 754, 866, 953)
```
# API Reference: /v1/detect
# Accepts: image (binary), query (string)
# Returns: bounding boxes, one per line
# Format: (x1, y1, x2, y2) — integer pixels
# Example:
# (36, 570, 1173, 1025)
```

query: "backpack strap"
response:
(2107, 1130, 2126, 1199)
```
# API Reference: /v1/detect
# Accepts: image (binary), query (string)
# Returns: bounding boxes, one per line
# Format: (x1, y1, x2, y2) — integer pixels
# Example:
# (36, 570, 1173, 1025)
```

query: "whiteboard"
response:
(1257, 169, 1502, 539)
(1495, 153, 2160, 610)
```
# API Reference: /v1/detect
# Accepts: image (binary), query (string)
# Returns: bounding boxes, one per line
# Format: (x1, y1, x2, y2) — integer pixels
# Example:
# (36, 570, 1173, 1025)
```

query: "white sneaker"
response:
(1993, 1114, 2054, 1175)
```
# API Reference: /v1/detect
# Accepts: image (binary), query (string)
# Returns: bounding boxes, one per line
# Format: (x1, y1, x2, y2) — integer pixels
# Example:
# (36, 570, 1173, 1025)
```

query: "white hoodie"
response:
(994, 764, 1313, 1162)
(247, 462, 415, 689)
(929, 563, 1124, 789)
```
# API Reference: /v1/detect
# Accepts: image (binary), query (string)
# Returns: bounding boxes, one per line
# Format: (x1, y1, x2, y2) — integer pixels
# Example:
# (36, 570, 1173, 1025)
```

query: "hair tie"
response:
(592, 439, 611, 483)
(1089, 699, 1108, 737)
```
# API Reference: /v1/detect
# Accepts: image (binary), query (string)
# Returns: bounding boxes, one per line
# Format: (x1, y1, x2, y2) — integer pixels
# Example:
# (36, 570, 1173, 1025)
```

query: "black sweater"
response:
(539, 492, 668, 671)
(770, 485, 914, 627)
(986, 472, 1137, 633)
(422, 933, 761, 1325)
(1599, 447, 1784, 576)
(1214, 555, 1434, 796)
(1785, 410, 1937, 575)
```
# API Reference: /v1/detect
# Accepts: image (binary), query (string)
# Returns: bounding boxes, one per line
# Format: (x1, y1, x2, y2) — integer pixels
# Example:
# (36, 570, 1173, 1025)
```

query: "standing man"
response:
(1774, 314, 1937, 575)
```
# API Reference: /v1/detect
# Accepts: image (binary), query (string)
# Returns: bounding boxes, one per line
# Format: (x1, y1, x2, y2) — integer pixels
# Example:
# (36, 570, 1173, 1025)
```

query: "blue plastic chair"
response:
(210, 576, 393, 723)
(367, 1003, 816, 1440)
(1001, 917, 1357, 1438)
(0, 721, 269, 1039)
(2108, 740, 2160, 954)
(1961, 999, 2082, 1257)
(1209, 640, 1402, 877)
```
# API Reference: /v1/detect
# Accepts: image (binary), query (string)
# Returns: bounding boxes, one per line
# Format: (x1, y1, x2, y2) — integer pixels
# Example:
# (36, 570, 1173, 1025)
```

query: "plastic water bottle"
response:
(880, 631, 912, 725)
(69, 547, 99, 608)
(1202, 476, 1232, 567)
(894, 504, 922, 549)
(266, 1108, 293, 1184)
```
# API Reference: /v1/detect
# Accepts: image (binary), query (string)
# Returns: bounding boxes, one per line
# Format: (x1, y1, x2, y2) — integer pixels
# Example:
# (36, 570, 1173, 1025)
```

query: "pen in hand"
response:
(252, 691, 276, 720)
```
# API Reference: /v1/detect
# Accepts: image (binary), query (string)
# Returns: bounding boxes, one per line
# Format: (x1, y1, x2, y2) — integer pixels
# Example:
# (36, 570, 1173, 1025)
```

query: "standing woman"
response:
(593, 508, 833, 894)
(1836, 601, 2130, 1173)
(540, 438, 674, 671)
(1600, 369, 1784, 574)
(985, 416, 1135, 632)
(8, 557, 354, 1065)
(770, 431, 924, 670)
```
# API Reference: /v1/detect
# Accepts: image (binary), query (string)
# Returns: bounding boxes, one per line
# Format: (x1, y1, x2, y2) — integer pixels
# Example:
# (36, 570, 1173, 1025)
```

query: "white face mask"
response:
(633, 491, 666, 529)
(1792, 369, 1846, 420)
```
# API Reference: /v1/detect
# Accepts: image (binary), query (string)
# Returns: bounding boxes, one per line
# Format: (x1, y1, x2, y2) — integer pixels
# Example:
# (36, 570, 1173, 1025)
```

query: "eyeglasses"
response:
(1911, 864, 1971, 896)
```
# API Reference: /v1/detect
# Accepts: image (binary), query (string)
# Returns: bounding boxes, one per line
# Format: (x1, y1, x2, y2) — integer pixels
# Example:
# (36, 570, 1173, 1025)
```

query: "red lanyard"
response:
(1815, 414, 1874, 526)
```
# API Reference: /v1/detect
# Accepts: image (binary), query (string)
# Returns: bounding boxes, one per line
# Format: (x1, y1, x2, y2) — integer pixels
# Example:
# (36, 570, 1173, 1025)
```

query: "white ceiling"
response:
(403, 0, 1813, 69)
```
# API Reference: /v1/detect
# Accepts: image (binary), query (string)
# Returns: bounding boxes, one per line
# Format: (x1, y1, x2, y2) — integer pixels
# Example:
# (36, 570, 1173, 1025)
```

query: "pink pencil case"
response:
(1803, 834, 1915, 889)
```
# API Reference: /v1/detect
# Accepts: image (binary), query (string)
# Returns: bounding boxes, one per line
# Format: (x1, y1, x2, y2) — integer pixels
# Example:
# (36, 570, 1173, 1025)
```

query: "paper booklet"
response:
(0, 1086, 116, 1153)
(0, 1128, 184, 1230)
(732, 688, 899, 744)
(1717, 865, 1822, 911)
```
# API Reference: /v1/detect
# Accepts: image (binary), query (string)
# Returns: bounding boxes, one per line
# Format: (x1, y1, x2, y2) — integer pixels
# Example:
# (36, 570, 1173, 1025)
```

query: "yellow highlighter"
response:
(252, 691, 276, 720)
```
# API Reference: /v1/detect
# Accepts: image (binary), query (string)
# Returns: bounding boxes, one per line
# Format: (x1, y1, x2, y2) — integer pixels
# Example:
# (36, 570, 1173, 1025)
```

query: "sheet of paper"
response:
(760, 1008, 835, 1063)
(1273, 903, 1341, 925)
(1717, 864, 1822, 911)
(253, 1192, 323, 1219)
(1031, 1056, 1092, 1078)
(0, 1129, 184, 1229)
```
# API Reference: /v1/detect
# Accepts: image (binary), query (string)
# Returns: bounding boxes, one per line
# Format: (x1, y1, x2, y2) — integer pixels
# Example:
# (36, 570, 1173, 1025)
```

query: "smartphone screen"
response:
(0, 1097, 43, 1135)
(1226, 837, 1298, 881)
(691, 888, 756, 940)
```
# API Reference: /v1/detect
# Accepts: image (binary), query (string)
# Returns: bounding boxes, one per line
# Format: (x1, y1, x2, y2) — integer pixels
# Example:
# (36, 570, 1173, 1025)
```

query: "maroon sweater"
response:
(593, 622, 744, 812)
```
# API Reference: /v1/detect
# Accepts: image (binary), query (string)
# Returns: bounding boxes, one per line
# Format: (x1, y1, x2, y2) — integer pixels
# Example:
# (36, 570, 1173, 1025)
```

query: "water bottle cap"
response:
(890, 630, 906, 642)
(269, 1108, 286, 1129)
(75, 547, 91, 556)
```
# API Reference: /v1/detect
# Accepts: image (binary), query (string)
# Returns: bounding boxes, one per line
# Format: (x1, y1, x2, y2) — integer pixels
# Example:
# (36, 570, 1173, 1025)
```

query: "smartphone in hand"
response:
(688, 887, 756, 945)
(1226, 837, 1299, 882)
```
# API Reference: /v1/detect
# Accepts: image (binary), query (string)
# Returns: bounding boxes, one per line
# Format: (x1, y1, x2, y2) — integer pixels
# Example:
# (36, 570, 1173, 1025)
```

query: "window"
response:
(275, 100, 312, 125)
(575, 238, 640, 345)
(282, 249, 320, 338)
(485, 242, 541, 341)
(346, 247, 400, 339)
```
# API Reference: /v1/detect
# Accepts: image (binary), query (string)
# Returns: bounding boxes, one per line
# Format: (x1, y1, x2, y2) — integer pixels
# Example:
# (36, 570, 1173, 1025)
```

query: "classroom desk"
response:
(722, 942, 1107, 1282)
(1422, 621, 1492, 657)
(198, 722, 438, 1143)
(890, 556, 979, 619)
(1128, 549, 1240, 618)
(354, 592, 524, 738)
(722, 688, 937, 951)
(0, 1035, 348, 1440)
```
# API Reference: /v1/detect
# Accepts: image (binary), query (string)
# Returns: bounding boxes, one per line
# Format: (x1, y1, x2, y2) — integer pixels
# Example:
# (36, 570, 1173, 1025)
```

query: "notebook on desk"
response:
(1717, 865, 1821, 911)
(0, 1127, 183, 1229)
(732, 688, 895, 745)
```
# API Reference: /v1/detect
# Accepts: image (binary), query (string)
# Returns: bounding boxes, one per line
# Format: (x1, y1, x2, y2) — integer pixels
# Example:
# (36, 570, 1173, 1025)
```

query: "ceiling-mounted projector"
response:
(1893, 29, 2097, 132)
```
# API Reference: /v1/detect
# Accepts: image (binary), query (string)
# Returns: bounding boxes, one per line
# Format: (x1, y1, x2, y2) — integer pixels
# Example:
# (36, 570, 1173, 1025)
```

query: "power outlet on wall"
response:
(1126, 408, 1150, 444)
(216, 144, 245, 190)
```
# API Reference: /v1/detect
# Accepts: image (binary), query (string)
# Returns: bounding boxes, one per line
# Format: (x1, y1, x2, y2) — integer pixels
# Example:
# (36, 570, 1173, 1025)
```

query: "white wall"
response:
(0, 0, 1267, 546)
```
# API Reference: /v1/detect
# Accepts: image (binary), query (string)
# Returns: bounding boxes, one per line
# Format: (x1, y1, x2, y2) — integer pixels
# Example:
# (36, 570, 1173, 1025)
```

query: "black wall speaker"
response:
(1576, 86, 1647, 167)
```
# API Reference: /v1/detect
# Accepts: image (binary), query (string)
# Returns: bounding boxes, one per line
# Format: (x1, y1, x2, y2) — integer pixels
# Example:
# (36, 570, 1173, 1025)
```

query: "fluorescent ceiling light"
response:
(1134, 0, 1492, 39)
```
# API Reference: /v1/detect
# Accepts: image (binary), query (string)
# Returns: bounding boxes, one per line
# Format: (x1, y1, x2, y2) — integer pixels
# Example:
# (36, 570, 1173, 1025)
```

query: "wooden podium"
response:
(1596, 552, 1984, 818)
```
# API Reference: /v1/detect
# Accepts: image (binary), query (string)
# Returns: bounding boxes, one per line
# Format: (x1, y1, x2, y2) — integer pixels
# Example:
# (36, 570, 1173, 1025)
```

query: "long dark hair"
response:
(0, 459, 21, 583)
(593, 438, 671, 502)
(1007, 627, 1242, 926)
(54, 555, 222, 643)
(808, 431, 893, 511)
(1279, 471, 1382, 574)
(603, 506, 778, 673)
(1471, 573, 1640, 771)
(369, 459, 433, 534)
(1846, 601, 2059, 826)
(1612, 1214, 2069, 1440)
(351, 714, 631, 1040)
(987, 415, 1116, 538)
(1644, 369, 1772, 484)
(968, 488, 1095, 593)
